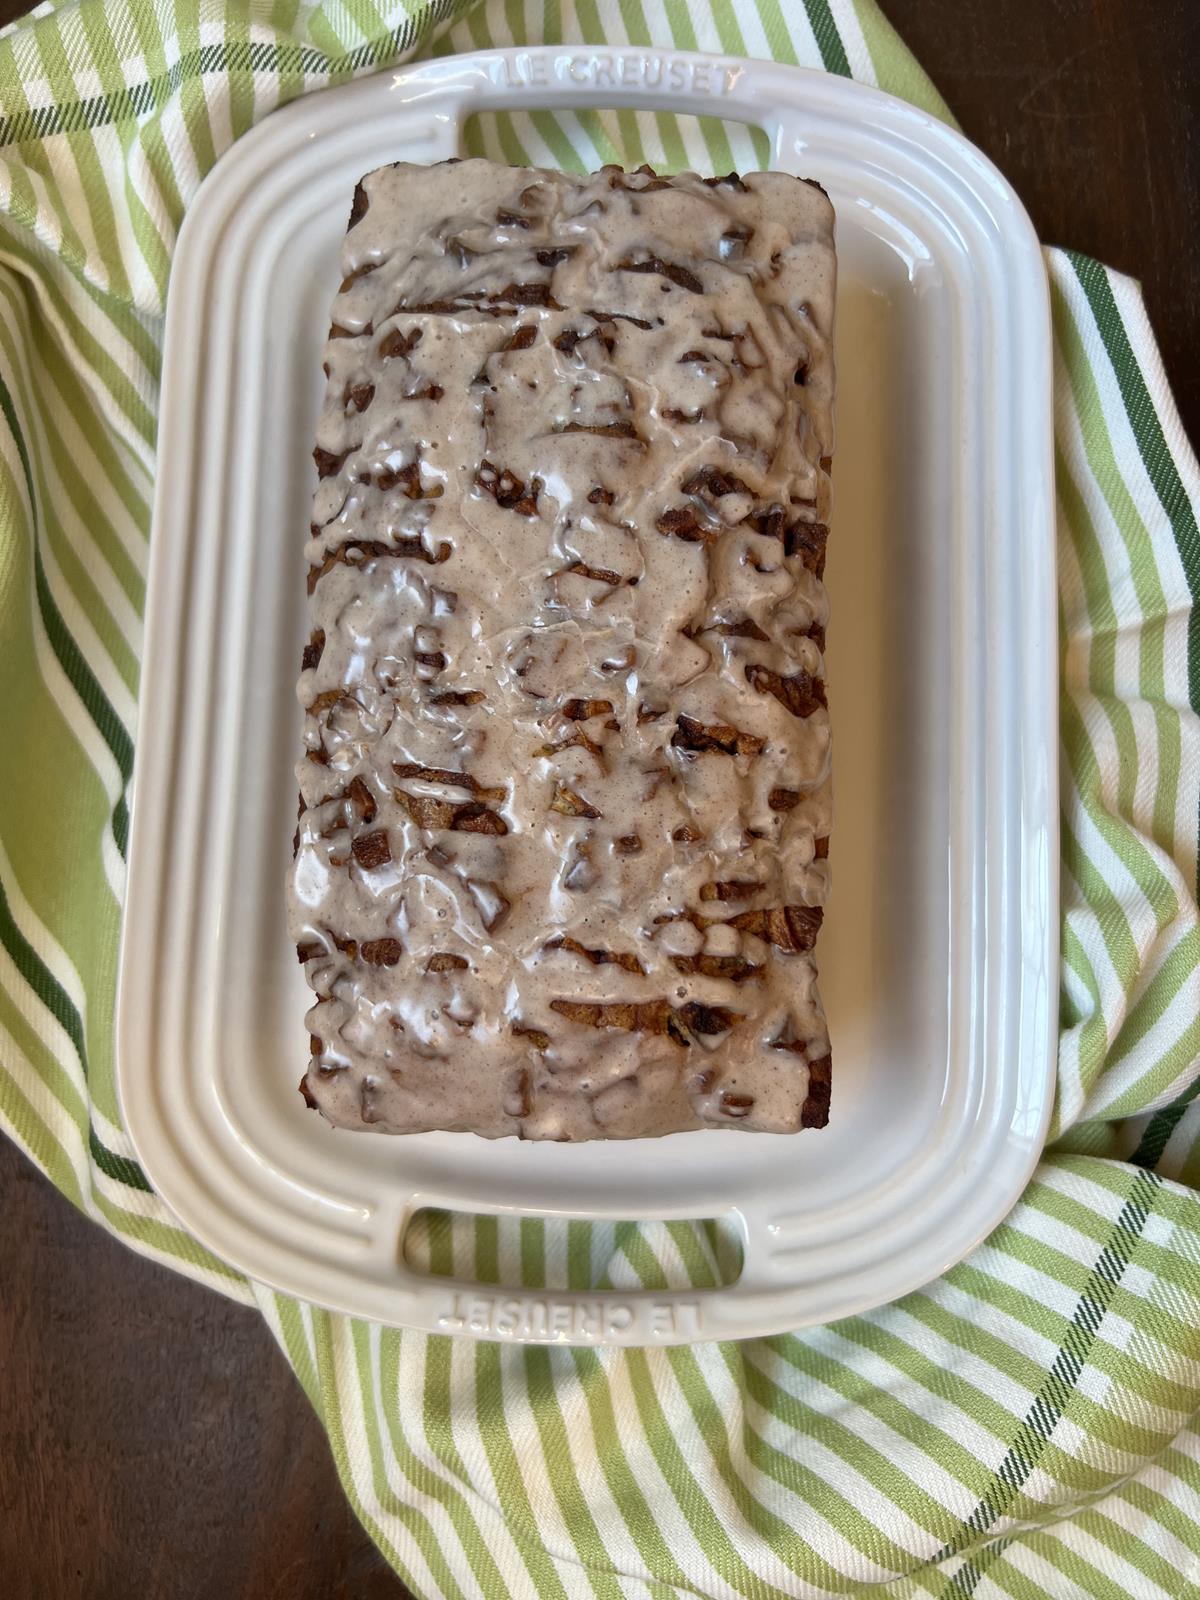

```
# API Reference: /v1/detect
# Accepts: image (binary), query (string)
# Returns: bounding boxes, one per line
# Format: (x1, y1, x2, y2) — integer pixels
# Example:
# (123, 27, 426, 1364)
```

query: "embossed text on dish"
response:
(437, 1292, 703, 1340)
(495, 52, 746, 97)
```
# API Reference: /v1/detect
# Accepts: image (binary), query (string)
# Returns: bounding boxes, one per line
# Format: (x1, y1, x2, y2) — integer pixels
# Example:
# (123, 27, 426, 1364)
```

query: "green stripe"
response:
(939, 1170, 1160, 1587)
(87, 1122, 151, 1189)
(1079, 1505, 1189, 1597)
(1053, 288, 1176, 895)
(625, 1231, 879, 1587)
(613, 1239, 811, 1596)
(626, 1343, 796, 1600)
(10, 141, 90, 287)
(803, 0, 852, 75)
(0, 1076, 86, 1206)
(753, 1333, 1002, 1513)
(414, 1221, 520, 1592)
(658, 1, 737, 173)
(0, 298, 144, 680)
(0, 370, 133, 851)
(825, 1306, 1039, 1451)
(272, 1295, 320, 1407)
(0, 217, 159, 446)
(1120, 1479, 1200, 1563)
(71, 5, 135, 298)
(754, 0, 799, 65)
(474, 1337, 571, 1600)
(719, 1351, 938, 1575)
(1068, 253, 1200, 892)
(522, 1345, 625, 1600)
(114, 113, 173, 297)
(224, 0, 256, 143)
(1060, 922, 1106, 1093)
(0, 959, 90, 1130)
(1052, 283, 1171, 703)
(312, 1313, 419, 1591)
(1131, 1072, 1200, 1171)
(0, 871, 150, 1190)
(612, 1, 656, 170)
(0, 38, 350, 147)
(1069, 254, 1200, 687)
(413, 1330, 516, 1599)
(350, 1324, 472, 1600)
(1058, 806, 1139, 993)
(71, 129, 135, 304)
(982, 1530, 1110, 1600)
(0, 868, 86, 1066)
(474, 1209, 499, 1283)
(570, 1345, 689, 1586)
(91, 1186, 247, 1284)
(1104, 1004, 1200, 1124)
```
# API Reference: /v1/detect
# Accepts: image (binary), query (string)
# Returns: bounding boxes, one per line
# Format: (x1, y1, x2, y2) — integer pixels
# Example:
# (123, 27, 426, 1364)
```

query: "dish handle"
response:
(388, 44, 821, 168)
(383, 1195, 786, 1347)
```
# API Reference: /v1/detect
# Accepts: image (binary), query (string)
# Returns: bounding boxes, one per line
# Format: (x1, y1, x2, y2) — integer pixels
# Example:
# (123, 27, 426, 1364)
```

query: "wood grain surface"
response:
(1, 2, 1197, 1595)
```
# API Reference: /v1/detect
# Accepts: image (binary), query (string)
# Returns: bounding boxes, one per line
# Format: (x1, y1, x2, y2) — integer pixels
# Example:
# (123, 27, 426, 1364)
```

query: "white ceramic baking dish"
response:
(116, 46, 1057, 1345)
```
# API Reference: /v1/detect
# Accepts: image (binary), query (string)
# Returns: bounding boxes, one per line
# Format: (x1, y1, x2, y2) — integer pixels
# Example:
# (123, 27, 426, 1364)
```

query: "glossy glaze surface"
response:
(292, 159, 836, 1138)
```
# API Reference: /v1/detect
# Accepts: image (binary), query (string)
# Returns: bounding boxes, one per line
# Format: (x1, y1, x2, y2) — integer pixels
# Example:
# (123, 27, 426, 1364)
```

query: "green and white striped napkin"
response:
(3, 2, 1199, 1595)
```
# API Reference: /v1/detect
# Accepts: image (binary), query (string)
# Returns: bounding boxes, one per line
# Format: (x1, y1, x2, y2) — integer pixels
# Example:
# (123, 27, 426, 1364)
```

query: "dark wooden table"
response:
(2, 3, 1197, 1595)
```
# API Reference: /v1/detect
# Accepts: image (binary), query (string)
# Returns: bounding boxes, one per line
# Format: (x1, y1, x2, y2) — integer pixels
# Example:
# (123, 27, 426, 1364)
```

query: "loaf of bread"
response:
(290, 158, 835, 1138)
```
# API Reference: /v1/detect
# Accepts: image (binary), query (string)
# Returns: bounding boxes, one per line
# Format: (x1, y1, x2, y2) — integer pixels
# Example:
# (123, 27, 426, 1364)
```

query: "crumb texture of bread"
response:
(290, 160, 835, 1139)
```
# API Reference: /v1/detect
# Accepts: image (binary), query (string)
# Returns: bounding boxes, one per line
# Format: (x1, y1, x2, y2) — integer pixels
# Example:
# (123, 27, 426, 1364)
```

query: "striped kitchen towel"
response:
(2, 2, 1199, 1596)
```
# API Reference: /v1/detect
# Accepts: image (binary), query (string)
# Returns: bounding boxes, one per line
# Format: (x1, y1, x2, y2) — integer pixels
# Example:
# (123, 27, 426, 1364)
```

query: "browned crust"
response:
(801, 1054, 832, 1129)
